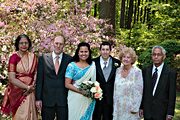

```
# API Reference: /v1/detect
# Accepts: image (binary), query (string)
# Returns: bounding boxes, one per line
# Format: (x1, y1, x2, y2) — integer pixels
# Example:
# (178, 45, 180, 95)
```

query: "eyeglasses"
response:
(19, 42, 29, 45)
(152, 53, 163, 57)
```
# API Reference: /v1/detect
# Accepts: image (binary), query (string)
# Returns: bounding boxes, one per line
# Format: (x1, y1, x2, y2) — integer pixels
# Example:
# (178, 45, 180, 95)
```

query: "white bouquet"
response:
(79, 81, 103, 100)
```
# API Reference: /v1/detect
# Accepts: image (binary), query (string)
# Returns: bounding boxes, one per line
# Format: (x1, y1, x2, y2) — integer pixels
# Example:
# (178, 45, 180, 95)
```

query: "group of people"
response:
(0, 34, 177, 120)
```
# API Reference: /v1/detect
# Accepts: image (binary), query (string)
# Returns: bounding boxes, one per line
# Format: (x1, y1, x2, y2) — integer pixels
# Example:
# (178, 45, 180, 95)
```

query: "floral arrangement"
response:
(79, 81, 103, 100)
(114, 62, 120, 67)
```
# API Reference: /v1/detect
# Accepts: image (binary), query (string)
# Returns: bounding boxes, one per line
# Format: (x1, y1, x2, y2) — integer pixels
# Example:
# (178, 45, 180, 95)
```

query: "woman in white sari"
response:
(65, 42, 96, 120)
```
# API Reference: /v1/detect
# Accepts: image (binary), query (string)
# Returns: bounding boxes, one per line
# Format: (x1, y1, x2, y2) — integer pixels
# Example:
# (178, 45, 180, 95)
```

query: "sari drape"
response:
(66, 62, 96, 120)
(1, 52, 38, 120)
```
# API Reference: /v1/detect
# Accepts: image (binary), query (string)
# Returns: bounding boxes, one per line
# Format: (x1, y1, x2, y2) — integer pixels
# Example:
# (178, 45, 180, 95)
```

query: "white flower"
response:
(94, 81, 100, 86)
(114, 63, 119, 67)
(2, 45, 7, 52)
(3, 70, 8, 76)
(82, 81, 88, 85)
(87, 81, 93, 85)
(90, 87, 96, 93)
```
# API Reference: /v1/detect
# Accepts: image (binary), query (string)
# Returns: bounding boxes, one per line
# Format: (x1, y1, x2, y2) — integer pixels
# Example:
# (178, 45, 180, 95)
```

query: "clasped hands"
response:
(78, 88, 91, 98)
(23, 84, 35, 95)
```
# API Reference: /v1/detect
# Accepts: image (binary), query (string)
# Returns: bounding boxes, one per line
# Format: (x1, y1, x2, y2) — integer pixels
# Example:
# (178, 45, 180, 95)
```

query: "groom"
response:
(93, 41, 120, 120)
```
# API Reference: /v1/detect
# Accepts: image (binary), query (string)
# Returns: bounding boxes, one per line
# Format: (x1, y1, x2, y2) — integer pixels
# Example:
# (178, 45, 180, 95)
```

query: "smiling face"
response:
(100, 45, 111, 61)
(53, 36, 65, 55)
(78, 46, 90, 62)
(122, 53, 133, 66)
(18, 37, 29, 53)
(152, 48, 166, 67)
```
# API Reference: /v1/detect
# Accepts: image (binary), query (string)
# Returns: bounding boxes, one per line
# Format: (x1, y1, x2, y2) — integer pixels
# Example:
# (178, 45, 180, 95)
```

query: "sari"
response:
(1, 52, 38, 120)
(65, 62, 96, 120)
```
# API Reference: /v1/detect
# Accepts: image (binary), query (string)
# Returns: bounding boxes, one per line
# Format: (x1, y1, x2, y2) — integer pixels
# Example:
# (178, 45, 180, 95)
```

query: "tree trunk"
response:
(126, 0, 134, 29)
(143, 0, 148, 23)
(147, 0, 152, 29)
(94, 4, 97, 17)
(99, 0, 116, 33)
(120, 0, 126, 28)
(133, 1, 137, 24)
(137, 0, 141, 22)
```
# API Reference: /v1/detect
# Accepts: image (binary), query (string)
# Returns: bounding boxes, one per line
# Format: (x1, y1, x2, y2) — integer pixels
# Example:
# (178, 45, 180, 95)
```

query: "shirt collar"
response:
(153, 62, 164, 72)
(52, 51, 63, 60)
(100, 56, 110, 66)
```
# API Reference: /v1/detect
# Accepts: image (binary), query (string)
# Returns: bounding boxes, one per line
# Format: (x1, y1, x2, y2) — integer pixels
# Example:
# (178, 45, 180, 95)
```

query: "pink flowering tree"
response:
(0, 0, 116, 83)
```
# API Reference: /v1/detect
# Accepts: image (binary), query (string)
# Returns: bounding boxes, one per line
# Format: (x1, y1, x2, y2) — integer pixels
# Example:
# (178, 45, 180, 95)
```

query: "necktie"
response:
(55, 56, 60, 74)
(152, 67, 158, 89)
(103, 61, 107, 70)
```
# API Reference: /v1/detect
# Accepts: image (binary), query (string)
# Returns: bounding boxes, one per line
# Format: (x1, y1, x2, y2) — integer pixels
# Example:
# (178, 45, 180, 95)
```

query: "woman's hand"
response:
(23, 85, 35, 95)
(79, 88, 90, 97)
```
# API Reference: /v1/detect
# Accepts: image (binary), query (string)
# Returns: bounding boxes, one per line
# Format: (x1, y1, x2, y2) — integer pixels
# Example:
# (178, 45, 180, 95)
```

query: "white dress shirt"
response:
(152, 62, 164, 96)
(100, 56, 110, 70)
(52, 51, 63, 65)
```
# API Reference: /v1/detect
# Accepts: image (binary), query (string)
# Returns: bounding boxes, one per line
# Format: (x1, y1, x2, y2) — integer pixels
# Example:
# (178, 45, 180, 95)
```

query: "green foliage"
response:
(150, 3, 180, 40)
(175, 92, 180, 120)
(138, 40, 180, 69)
(116, 3, 180, 70)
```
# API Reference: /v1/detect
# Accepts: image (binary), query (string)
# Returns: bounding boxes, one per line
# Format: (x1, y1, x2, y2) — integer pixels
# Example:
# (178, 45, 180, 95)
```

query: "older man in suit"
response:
(140, 45, 177, 120)
(93, 41, 121, 120)
(35, 35, 72, 120)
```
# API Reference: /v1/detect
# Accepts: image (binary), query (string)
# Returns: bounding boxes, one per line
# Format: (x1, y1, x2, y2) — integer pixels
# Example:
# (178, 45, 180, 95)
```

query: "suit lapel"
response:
(58, 53, 66, 74)
(45, 53, 57, 75)
(146, 66, 153, 94)
(154, 65, 168, 97)
(107, 58, 116, 82)
(46, 53, 55, 69)
(96, 57, 106, 82)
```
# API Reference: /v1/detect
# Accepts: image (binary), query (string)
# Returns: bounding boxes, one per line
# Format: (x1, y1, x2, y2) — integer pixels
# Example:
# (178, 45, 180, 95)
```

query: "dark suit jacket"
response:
(141, 64, 177, 120)
(35, 53, 72, 107)
(93, 56, 120, 106)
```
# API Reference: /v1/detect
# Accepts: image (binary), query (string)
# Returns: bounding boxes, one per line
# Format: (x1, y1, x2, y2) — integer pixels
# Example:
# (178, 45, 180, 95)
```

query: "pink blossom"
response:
(0, 21, 5, 27)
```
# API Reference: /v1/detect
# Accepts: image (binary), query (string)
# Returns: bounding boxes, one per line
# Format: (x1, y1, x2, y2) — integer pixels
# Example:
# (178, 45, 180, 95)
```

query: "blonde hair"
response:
(119, 47, 137, 64)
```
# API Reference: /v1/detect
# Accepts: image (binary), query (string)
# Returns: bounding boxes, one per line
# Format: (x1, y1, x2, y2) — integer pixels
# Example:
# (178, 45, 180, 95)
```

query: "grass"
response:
(174, 92, 180, 120)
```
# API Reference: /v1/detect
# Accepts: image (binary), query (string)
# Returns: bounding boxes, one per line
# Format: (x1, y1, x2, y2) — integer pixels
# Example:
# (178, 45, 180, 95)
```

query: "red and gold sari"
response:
(1, 52, 38, 120)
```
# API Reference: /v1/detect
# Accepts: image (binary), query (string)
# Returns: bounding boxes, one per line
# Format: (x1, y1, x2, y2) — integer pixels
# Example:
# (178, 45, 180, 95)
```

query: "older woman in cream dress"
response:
(113, 47, 143, 120)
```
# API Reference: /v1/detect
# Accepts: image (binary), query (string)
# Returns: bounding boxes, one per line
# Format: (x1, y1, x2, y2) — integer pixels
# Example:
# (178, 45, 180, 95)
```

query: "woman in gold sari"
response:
(1, 34, 38, 120)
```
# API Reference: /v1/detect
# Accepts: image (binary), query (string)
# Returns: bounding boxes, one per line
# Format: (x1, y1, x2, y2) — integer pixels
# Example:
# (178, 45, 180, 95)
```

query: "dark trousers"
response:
(93, 101, 113, 120)
(41, 105, 68, 120)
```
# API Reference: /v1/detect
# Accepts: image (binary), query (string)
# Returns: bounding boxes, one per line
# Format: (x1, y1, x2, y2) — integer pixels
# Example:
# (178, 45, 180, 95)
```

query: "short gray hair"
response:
(152, 45, 166, 55)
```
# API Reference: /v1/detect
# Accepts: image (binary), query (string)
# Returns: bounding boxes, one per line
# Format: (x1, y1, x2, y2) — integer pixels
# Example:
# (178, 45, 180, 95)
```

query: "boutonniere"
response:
(114, 62, 120, 67)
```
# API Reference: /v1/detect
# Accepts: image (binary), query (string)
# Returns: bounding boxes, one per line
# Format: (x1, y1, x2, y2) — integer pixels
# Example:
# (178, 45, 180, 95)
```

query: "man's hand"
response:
(36, 100, 42, 111)
(139, 109, 144, 118)
(166, 115, 173, 120)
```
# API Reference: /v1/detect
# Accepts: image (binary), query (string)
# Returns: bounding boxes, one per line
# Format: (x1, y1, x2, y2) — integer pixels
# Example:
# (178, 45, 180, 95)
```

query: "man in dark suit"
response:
(35, 35, 72, 120)
(93, 41, 121, 120)
(140, 45, 177, 120)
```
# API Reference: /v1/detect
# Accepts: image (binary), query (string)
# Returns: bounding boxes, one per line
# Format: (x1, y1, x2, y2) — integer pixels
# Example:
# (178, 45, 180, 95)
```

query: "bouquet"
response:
(79, 81, 103, 100)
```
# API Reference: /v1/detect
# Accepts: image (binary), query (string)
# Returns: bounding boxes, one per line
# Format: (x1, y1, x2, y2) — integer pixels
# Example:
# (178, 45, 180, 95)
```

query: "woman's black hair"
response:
(15, 34, 32, 51)
(73, 42, 92, 64)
